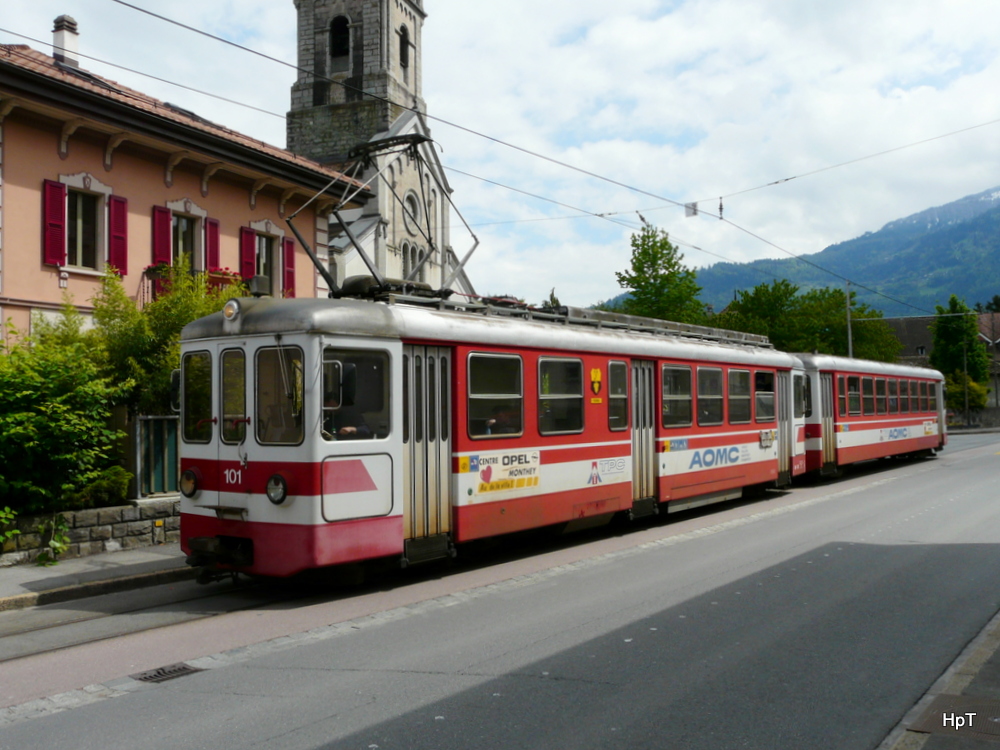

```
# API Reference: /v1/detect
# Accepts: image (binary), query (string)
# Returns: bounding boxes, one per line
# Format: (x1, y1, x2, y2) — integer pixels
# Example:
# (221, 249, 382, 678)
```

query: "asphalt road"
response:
(3, 434, 1000, 750)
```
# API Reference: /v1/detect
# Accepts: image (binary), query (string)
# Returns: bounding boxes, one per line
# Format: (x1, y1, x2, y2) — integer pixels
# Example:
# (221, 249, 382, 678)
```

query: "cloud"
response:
(5, 0, 1000, 308)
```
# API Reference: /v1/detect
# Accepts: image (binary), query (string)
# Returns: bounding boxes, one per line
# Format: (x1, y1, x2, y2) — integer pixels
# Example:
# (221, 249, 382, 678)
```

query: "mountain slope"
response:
(694, 186, 1000, 316)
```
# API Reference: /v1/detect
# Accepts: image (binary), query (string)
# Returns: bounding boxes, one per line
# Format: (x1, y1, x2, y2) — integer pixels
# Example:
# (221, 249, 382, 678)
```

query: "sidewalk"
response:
(0, 542, 193, 612)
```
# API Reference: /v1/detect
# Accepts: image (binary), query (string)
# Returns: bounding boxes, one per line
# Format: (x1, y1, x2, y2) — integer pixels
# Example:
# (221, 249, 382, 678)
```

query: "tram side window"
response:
(539, 358, 584, 435)
(793, 374, 805, 419)
(929, 382, 938, 412)
(182, 351, 212, 443)
(256, 347, 304, 445)
(221, 350, 246, 444)
(876, 379, 887, 415)
(468, 354, 522, 438)
(920, 381, 928, 412)
(888, 379, 899, 414)
(697, 367, 724, 426)
(804, 374, 813, 418)
(909, 380, 919, 412)
(662, 366, 692, 427)
(847, 376, 861, 415)
(862, 377, 875, 416)
(754, 371, 775, 422)
(322, 348, 390, 441)
(729, 369, 751, 424)
(608, 361, 629, 431)
(900, 380, 909, 413)
(838, 376, 847, 417)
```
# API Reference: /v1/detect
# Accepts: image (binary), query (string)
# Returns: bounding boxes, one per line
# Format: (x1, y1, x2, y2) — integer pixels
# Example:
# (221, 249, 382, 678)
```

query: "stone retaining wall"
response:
(0, 498, 179, 567)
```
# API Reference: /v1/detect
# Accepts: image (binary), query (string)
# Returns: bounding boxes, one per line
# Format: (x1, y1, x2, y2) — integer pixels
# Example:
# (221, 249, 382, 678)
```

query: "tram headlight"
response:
(266, 474, 288, 505)
(222, 299, 241, 321)
(180, 469, 200, 498)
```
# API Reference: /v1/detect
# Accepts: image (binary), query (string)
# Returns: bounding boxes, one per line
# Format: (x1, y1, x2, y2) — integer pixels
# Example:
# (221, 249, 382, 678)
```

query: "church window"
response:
(330, 16, 350, 73)
(403, 192, 421, 236)
(399, 26, 410, 69)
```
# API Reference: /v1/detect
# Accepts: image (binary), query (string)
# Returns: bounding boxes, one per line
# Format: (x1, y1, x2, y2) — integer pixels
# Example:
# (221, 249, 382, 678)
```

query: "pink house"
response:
(0, 17, 368, 338)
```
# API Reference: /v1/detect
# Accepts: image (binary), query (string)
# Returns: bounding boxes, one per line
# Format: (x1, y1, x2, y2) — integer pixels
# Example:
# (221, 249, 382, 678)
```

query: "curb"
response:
(0, 565, 198, 613)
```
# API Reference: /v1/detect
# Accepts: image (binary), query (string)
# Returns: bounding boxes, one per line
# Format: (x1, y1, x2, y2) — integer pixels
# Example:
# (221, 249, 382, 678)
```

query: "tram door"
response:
(776, 371, 792, 486)
(820, 373, 837, 470)
(402, 346, 453, 564)
(631, 360, 657, 515)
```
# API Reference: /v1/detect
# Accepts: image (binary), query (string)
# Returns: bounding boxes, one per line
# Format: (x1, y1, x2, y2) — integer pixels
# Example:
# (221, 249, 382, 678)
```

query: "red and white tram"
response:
(798, 354, 946, 475)
(178, 295, 944, 578)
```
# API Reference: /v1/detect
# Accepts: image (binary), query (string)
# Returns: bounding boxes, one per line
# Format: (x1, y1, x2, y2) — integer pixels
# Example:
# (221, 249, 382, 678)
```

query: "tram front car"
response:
(178, 296, 402, 579)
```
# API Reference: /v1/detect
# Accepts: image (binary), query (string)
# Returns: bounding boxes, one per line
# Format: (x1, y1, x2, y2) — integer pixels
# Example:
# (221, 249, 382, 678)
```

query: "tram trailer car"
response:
(178, 296, 934, 578)
(797, 354, 946, 475)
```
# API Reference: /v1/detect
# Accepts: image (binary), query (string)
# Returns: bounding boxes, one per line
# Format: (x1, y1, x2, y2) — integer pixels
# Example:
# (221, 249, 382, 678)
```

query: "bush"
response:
(62, 466, 132, 509)
(0, 311, 132, 514)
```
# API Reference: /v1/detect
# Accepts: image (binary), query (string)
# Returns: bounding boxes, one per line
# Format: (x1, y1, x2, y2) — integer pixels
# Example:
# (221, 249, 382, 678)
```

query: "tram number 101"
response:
(223, 469, 243, 485)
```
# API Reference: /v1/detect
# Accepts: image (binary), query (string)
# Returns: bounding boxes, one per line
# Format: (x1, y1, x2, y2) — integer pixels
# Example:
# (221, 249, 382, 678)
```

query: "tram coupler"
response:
(186, 536, 253, 575)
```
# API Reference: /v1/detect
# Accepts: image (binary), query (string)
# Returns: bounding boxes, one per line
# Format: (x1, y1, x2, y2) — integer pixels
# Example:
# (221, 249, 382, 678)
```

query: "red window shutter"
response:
(205, 218, 220, 271)
(42, 180, 67, 266)
(151, 206, 172, 265)
(239, 227, 256, 279)
(108, 195, 128, 275)
(282, 237, 296, 298)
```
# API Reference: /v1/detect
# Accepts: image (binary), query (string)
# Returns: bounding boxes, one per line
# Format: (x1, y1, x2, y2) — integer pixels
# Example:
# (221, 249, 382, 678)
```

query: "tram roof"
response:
(794, 353, 944, 381)
(183, 296, 800, 368)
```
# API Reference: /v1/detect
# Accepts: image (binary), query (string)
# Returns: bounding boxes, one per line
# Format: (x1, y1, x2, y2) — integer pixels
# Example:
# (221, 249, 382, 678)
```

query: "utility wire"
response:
(694, 117, 1000, 205)
(75, 3, 961, 312)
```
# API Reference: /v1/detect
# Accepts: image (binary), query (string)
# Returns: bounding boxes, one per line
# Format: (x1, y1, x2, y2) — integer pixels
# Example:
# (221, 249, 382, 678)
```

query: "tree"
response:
(945, 371, 989, 414)
(974, 295, 1000, 313)
(930, 295, 990, 384)
(615, 223, 705, 324)
(0, 307, 131, 513)
(712, 280, 901, 361)
(92, 257, 245, 415)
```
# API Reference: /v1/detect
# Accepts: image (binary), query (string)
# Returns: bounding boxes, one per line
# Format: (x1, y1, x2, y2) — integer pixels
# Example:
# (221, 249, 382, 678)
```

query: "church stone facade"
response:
(287, 0, 473, 294)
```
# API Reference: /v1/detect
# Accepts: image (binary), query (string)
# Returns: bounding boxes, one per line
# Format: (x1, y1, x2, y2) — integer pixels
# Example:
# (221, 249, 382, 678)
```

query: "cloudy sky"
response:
(4, 1, 1000, 308)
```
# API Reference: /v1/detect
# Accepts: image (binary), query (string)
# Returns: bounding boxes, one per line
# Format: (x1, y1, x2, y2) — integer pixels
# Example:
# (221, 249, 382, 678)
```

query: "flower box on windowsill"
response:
(206, 269, 241, 290)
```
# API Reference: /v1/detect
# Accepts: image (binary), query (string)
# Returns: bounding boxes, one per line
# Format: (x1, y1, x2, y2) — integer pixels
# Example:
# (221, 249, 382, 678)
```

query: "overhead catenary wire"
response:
(8, 5, 963, 315)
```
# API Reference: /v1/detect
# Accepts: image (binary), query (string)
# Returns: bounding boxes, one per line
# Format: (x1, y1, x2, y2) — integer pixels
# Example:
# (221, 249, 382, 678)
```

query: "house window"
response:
(240, 223, 295, 297)
(173, 214, 197, 271)
(43, 175, 126, 273)
(67, 191, 99, 269)
(916, 345, 926, 355)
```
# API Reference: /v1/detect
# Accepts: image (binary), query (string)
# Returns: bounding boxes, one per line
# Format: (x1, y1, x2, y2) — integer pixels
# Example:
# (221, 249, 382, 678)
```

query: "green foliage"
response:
(712, 280, 901, 361)
(35, 513, 71, 566)
(945, 371, 990, 414)
(0, 310, 132, 514)
(931, 295, 990, 383)
(92, 256, 245, 415)
(540, 288, 561, 310)
(615, 223, 705, 324)
(974, 295, 1000, 313)
(62, 466, 132, 509)
(0, 506, 19, 546)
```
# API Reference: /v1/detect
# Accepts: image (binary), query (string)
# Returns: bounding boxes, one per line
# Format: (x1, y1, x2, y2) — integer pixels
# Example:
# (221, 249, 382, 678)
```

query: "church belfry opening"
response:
(330, 16, 350, 71)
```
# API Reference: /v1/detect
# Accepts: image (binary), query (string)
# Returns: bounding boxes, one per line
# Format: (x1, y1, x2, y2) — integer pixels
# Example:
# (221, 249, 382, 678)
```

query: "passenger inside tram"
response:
(322, 392, 371, 440)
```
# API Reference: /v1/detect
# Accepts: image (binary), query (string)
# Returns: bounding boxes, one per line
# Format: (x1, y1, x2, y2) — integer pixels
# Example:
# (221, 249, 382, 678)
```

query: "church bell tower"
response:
(287, 0, 426, 162)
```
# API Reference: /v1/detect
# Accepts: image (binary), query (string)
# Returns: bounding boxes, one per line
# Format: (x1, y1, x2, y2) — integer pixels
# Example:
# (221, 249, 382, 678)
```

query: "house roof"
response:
(0, 43, 369, 204)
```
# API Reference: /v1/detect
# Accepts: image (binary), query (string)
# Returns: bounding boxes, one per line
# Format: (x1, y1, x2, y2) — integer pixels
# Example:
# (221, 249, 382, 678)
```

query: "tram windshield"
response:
(256, 346, 304, 445)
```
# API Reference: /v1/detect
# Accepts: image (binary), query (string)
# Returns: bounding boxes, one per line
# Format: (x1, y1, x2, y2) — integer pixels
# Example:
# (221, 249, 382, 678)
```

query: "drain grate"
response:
(911, 693, 1000, 742)
(130, 662, 205, 684)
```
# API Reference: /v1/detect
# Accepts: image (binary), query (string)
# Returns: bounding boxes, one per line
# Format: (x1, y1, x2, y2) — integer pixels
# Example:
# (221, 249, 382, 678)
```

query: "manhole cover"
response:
(130, 662, 204, 684)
